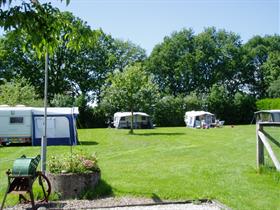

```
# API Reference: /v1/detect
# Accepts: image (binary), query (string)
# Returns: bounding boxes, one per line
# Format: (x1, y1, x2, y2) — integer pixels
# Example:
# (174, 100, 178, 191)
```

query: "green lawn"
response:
(1, 125, 280, 209)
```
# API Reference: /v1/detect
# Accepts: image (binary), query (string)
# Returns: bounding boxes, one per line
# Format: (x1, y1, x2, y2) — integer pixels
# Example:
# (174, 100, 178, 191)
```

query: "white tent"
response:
(113, 112, 153, 129)
(184, 111, 215, 128)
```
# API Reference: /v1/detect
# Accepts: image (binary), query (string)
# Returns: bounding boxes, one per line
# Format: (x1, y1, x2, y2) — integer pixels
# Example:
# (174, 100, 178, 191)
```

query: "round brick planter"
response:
(47, 171, 101, 199)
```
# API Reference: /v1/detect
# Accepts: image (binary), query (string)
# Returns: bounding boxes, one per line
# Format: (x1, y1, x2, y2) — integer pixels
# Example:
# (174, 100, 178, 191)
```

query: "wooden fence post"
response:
(256, 123, 264, 169)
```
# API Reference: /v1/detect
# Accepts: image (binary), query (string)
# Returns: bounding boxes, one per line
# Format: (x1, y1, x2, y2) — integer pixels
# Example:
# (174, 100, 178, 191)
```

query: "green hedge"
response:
(256, 98, 280, 110)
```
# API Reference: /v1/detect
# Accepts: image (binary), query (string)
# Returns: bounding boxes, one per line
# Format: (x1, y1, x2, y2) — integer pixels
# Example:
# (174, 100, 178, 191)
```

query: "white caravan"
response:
(113, 112, 153, 129)
(0, 107, 33, 144)
(0, 107, 79, 146)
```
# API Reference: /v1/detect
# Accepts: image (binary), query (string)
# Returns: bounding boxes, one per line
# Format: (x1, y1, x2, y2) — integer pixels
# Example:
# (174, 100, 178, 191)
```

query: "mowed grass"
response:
(1, 125, 280, 209)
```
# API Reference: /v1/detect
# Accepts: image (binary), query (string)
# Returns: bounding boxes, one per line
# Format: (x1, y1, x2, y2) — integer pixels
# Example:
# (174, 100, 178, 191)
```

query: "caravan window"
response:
(10, 117, 24, 124)
(142, 116, 147, 120)
(120, 117, 125, 121)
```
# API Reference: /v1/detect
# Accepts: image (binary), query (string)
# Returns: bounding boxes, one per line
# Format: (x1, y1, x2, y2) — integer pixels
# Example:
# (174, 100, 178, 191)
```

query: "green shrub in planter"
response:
(49, 152, 100, 174)
(47, 152, 101, 199)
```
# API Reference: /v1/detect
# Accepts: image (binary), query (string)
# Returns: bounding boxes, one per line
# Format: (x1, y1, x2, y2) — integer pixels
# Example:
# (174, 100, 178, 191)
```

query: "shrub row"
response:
(256, 98, 280, 110)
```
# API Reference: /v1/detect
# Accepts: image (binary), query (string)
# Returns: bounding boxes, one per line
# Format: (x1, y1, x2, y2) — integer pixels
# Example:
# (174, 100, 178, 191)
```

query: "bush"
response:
(233, 92, 256, 124)
(49, 152, 100, 174)
(154, 95, 186, 126)
(256, 98, 280, 110)
(154, 94, 203, 127)
(0, 77, 43, 106)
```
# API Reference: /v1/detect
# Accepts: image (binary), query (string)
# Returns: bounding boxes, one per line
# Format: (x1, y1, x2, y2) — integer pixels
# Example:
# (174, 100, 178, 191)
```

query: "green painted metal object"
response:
(12, 155, 41, 177)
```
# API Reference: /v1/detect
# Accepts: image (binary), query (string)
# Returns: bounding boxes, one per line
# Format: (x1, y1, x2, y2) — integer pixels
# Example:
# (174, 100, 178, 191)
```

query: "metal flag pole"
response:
(41, 51, 48, 174)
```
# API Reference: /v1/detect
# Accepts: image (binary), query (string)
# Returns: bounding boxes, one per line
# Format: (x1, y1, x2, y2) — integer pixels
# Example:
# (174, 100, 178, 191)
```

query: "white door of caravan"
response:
(34, 116, 70, 138)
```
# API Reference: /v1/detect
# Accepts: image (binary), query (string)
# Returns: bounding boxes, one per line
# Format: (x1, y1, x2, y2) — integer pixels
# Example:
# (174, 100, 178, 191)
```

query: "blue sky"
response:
(3, 0, 280, 54)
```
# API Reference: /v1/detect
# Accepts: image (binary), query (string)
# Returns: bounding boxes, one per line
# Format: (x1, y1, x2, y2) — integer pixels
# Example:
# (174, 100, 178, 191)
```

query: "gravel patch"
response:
(3, 196, 226, 210)
(100, 203, 220, 210)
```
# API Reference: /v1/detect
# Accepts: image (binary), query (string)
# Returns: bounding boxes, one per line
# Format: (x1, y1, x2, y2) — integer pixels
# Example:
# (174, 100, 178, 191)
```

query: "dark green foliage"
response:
(50, 93, 75, 107)
(76, 106, 107, 128)
(90, 106, 108, 128)
(243, 35, 280, 98)
(1, 2, 69, 57)
(0, 14, 110, 101)
(154, 95, 186, 127)
(206, 85, 256, 124)
(145, 29, 280, 124)
(154, 94, 203, 127)
(111, 39, 147, 71)
(256, 98, 280, 110)
(73, 94, 107, 128)
(146, 28, 195, 95)
(207, 84, 233, 123)
(146, 27, 244, 96)
(233, 92, 256, 124)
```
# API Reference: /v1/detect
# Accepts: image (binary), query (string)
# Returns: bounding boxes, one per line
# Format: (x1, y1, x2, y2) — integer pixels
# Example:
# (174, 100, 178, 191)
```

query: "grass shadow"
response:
(1, 143, 31, 147)
(133, 132, 185, 136)
(79, 179, 114, 199)
(26, 202, 67, 210)
(78, 141, 99, 146)
(151, 193, 163, 203)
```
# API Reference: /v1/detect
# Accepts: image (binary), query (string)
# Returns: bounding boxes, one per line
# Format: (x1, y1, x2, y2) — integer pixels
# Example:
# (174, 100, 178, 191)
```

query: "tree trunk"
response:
(130, 109, 134, 134)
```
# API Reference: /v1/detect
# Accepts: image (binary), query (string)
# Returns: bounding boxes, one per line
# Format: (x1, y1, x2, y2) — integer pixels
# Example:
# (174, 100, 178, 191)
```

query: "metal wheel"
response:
(36, 172, 51, 202)
(18, 172, 51, 203)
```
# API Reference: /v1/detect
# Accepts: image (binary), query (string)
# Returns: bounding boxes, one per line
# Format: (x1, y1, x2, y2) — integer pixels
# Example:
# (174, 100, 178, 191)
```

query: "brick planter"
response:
(47, 171, 101, 199)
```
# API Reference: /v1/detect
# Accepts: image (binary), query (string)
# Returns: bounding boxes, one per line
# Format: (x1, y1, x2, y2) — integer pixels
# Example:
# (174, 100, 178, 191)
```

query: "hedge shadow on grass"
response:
(2, 143, 31, 147)
(78, 141, 99, 146)
(79, 179, 114, 199)
(133, 132, 185, 136)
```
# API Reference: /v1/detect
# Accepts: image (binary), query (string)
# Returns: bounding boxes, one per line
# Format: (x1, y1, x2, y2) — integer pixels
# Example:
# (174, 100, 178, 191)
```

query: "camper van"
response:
(255, 110, 280, 122)
(0, 107, 79, 146)
(113, 112, 153, 129)
(184, 111, 215, 128)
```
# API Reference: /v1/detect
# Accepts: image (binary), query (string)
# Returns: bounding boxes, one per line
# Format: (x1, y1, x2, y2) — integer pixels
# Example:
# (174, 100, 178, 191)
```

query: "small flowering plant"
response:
(49, 151, 100, 174)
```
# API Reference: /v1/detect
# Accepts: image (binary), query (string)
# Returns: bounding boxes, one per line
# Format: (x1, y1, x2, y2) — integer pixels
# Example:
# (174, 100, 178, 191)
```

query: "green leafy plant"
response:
(48, 152, 100, 174)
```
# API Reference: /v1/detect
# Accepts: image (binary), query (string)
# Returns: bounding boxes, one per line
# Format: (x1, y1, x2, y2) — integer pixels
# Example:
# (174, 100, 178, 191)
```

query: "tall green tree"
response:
(192, 27, 243, 94)
(146, 27, 243, 96)
(146, 28, 195, 95)
(243, 35, 280, 98)
(101, 63, 159, 133)
(0, 12, 109, 102)
(111, 39, 147, 71)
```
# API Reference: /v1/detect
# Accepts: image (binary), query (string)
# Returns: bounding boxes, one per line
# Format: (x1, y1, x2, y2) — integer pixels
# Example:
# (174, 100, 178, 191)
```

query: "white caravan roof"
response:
(32, 107, 79, 115)
(114, 112, 150, 118)
(185, 111, 214, 117)
(0, 107, 79, 115)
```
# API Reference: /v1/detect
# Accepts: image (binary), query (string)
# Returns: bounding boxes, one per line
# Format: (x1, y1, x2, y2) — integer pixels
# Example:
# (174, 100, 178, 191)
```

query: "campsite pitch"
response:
(0, 126, 280, 210)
